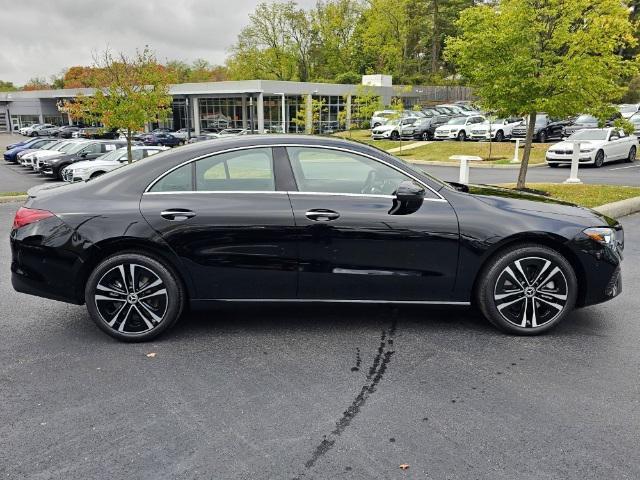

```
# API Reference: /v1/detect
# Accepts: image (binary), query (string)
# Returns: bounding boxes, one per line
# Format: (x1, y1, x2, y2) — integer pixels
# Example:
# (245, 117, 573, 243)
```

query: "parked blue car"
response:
(140, 133, 182, 147)
(4, 137, 56, 163)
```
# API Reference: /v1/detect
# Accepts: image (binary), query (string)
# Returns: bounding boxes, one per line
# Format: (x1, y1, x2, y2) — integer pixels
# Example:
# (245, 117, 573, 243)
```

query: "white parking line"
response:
(609, 164, 640, 170)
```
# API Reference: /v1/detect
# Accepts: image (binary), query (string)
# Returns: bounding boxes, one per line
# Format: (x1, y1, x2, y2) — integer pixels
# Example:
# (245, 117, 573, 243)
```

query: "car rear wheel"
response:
(537, 131, 546, 143)
(495, 130, 504, 142)
(594, 150, 605, 168)
(457, 130, 466, 141)
(85, 252, 185, 342)
(626, 146, 636, 163)
(476, 244, 577, 335)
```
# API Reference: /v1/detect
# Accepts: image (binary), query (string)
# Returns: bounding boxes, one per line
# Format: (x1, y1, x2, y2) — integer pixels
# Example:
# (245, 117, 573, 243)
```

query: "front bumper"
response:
(371, 131, 393, 139)
(433, 131, 459, 140)
(546, 151, 596, 165)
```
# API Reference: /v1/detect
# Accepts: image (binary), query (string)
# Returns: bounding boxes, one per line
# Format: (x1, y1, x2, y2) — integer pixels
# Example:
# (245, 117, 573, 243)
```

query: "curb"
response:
(593, 196, 640, 219)
(0, 195, 27, 204)
(408, 160, 546, 169)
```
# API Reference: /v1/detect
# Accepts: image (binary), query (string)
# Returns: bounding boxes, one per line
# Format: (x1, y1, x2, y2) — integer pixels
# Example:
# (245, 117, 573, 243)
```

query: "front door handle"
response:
(160, 209, 196, 221)
(305, 209, 340, 222)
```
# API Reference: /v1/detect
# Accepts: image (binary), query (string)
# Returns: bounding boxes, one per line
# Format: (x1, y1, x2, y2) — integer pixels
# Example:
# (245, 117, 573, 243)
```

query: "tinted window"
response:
(287, 147, 413, 196)
(150, 164, 193, 192)
(195, 148, 275, 191)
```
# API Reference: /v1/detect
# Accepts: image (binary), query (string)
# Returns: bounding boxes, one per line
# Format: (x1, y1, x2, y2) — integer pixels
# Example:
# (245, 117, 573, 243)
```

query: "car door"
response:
(284, 146, 460, 302)
(140, 146, 297, 300)
(607, 129, 627, 160)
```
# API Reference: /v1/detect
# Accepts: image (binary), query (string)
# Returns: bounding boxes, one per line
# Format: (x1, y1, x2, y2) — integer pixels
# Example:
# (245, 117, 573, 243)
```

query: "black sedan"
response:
(141, 132, 182, 147)
(11, 135, 623, 341)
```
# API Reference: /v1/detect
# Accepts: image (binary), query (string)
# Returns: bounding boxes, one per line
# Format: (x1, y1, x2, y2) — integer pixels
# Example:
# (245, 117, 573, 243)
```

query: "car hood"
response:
(464, 184, 611, 222)
(373, 125, 397, 132)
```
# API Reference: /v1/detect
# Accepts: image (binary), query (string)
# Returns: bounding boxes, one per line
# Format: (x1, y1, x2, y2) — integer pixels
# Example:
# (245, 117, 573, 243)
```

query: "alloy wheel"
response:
(628, 147, 636, 162)
(594, 150, 604, 167)
(493, 256, 568, 329)
(94, 263, 168, 334)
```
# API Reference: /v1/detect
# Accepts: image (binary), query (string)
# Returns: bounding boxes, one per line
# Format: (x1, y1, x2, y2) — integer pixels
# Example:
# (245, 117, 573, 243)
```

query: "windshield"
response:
(629, 113, 640, 123)
(447, 117, 467, 125)
(95, 147, 127, 162)
(619, 105, 638, 113)
(64, 142, 89, 153)
(575, 114, 597, 123)
(383, 119, 401, 126)
(568, 129, 609, 141)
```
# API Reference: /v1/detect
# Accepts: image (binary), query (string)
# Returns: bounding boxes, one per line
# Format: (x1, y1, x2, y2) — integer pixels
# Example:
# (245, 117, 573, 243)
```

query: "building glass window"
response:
(199, 97, 245, 130)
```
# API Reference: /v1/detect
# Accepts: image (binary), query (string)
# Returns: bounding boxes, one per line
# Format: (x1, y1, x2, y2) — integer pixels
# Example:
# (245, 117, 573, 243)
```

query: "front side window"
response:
(287, 147, 414, 196)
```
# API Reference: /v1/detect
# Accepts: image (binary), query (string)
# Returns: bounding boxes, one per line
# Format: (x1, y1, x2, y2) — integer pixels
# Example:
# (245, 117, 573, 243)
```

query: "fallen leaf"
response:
(146, 352, 157, 358)
(399, 464, 410, 470)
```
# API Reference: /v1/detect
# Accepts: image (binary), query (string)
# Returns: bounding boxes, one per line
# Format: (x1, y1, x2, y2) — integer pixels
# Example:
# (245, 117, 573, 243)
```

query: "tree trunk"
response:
(516, 111, 537, 189)
(431, 0, 439, 74)
(127, 128, 133, 164)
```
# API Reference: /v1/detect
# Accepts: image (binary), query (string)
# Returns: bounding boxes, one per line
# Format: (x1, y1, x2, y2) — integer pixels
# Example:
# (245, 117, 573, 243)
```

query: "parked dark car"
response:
(401, 117, 434, 140)
(11, 135, 623, 342)
(3, 137, 56, 163)
(39, 140, 127, 179)
(79, 127, 120, 139)
(141, 133, 182, 147)
(510, 114, 570, 143)
(562, 113, 622, 136)
(55, 126, 81, 138)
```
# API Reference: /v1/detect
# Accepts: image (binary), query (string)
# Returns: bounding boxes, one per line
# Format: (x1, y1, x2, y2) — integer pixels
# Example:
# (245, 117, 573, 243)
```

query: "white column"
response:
(345, 94, 352, 131)
(510, 138, 521, 163)
(192, 97, 201, 136)
(241, 96, 247, 129)
(281, 93, 286, 134)
(257, 93, 264, 133)
(305, 94, 313, 134)
(564, 141, 582, 184)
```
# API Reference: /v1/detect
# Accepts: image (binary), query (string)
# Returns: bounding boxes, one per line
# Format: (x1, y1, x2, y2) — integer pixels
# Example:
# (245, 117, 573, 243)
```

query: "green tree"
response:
(350, 85, 384, 129)
(445, 0, 637, 188)
(0, 80, 18, 92)
(294, 98, 327, 134)
(65, 48, 174, 163)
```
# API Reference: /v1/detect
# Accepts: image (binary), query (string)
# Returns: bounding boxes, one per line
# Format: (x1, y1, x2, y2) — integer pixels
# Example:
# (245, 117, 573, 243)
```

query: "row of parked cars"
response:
(4, 136, 168, 181)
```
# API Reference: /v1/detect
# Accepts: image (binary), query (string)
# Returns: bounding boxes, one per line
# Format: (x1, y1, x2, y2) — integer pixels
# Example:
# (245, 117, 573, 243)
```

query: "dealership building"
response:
(0, 76, 471, 134)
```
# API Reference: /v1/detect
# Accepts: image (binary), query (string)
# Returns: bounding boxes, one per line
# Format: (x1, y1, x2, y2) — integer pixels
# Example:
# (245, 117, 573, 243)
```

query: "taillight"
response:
(12, 207, 55, 230)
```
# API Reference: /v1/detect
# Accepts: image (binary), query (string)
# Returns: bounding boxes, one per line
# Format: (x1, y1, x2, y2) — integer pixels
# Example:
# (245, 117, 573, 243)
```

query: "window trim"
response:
(143, 144, 445, 201)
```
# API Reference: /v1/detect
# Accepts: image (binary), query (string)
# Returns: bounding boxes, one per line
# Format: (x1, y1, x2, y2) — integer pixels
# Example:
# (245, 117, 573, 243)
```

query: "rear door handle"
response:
(305, 209, 340, 222)
(160, 209, 196, 221)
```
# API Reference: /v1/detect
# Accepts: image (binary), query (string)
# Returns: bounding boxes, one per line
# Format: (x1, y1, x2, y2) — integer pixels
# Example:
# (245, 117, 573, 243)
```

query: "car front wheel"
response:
(85, 252, 185, 341)
(476, 244, 577, 335)
(626, 146, 636, 163)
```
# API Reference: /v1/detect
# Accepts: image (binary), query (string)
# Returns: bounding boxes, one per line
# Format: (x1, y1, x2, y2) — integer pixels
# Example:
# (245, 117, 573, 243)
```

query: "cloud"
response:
(0, 0, 317, 85)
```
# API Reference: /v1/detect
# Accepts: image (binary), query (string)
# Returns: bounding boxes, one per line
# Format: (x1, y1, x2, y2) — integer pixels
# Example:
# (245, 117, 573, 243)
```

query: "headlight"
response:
(72, 168, 85, 174)
(580, 148, 594, 153)
(583, 227, 616, 247)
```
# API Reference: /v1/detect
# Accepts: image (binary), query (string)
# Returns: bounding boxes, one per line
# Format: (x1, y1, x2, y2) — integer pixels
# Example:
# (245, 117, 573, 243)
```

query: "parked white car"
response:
(172, 128, 195, 140)
(19, 123, 43, 136)
(371, 117, 419, 140)
(61, 146, 168, 182)
(545, 128, 638, 168)
(469, 117, 523, 141)
(17, 139, 65, 167)
(433, 115, 486, 141)
(25, 140, 86, 171)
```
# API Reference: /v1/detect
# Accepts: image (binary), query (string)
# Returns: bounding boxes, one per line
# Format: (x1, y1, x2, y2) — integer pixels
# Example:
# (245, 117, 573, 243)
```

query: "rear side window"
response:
(149, 147, 275, 193)
(195, 148, 274, 191)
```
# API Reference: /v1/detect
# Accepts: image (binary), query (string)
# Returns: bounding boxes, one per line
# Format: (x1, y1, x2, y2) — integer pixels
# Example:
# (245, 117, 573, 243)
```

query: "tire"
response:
(85, 252, 185, 342)
(548, 163, 559, 168)
(90, 171, 105, 179)
(594, 150, 604, 168)
(495, 130, 504, 142)
(476, 244, 577, 335)
(390, 130, 400, 141)
(537, 131, 546, 143)
(421, 131, 429, 141)
(626, 146, 636, 163)
(457, 130, 466, 141)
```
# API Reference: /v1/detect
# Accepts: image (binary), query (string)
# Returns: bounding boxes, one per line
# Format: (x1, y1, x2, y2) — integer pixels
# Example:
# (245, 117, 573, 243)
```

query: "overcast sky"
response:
(0, 0, 317, 85)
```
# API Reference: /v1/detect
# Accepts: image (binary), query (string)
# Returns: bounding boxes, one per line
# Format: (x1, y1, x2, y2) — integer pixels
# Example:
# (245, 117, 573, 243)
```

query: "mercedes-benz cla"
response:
(10, 136, 623, 341)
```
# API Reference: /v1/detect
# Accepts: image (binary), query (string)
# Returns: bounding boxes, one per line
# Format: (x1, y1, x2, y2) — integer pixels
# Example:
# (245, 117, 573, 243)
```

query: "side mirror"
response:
(79, 152, 88, 158)
(390, 180, 425, 215)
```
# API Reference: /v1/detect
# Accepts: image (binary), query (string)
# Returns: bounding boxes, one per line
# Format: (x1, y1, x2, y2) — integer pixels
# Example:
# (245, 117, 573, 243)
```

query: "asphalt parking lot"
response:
(1, 200, 640, 479)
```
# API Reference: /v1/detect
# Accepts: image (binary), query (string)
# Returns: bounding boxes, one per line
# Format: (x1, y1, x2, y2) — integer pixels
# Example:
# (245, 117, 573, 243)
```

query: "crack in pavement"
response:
(293, 316, 398, 478)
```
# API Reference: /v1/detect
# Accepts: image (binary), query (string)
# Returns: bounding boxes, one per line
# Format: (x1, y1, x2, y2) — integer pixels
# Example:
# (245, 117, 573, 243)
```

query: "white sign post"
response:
(510, 138, 521, 163)
(450, 155, 482, 184)
(564, 141, 582, 184)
